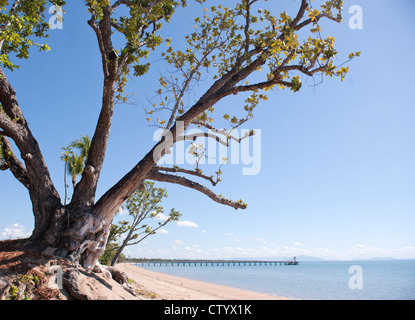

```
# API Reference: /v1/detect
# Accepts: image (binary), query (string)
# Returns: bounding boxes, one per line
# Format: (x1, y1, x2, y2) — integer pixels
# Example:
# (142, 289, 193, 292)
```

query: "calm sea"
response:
(138, 260, 415, 300)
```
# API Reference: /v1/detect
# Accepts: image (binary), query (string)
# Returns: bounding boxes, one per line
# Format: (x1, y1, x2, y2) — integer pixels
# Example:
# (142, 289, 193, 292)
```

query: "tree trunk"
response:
(110, 229, 133, 266)
(16, 184, 119, 271)
(63, 210, 112, 270)
(0, 73, 124, 270)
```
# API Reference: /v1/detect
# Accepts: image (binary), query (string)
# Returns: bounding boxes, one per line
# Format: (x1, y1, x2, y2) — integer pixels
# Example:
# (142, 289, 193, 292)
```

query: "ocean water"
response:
(138, 260, 415, 300)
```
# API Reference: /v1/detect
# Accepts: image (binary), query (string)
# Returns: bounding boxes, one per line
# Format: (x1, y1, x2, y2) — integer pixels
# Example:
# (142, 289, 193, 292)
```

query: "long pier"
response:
(138, 259, 299, 266)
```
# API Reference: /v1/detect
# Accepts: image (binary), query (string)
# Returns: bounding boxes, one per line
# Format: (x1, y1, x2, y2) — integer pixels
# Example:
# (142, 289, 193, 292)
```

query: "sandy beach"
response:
(117, 263, 290, 300)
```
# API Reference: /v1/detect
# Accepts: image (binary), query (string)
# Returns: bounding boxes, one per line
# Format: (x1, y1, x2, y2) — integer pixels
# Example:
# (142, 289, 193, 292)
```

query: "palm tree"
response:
(66, 134, 91, 190)
(70, 134, 91, 162)
(67, 154, 84, 190)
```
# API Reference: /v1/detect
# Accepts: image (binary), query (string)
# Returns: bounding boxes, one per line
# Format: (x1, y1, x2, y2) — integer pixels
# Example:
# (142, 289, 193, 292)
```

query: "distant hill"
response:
(366, 257, 397, 261)
(295, 255, 326, 262)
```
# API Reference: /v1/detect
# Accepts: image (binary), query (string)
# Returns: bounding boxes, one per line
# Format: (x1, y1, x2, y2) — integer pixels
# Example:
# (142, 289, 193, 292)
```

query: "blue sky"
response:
(1, 0, 414, 260)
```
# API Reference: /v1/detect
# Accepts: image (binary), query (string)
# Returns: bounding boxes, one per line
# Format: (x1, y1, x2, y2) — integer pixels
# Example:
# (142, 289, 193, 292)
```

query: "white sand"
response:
(117, 263, 290, 300)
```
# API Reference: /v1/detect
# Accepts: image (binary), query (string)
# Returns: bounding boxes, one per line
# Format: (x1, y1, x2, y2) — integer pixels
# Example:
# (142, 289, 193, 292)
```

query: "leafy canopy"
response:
(147, 0, 360, 129)
(122, 181, 181, 241)
(0, 0, 65, 71)
(85, 0, 188, 103)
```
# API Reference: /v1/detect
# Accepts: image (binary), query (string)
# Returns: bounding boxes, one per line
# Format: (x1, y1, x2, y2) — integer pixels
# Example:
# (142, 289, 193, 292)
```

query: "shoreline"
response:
(117, 263, 292, 300)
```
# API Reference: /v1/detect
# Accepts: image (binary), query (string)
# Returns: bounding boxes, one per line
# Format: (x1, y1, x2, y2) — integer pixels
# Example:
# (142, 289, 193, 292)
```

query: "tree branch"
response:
(71, 5, 121, 211)
(111, 0, 131, 10)
(0, 68, 62, 235)
(294, 12, 342, 31)
(154, 165, 218, 186)
(146, 170, 246, 210)
(243, 0, 252, 55)
(181, 131, 229, 147)
(87, 14, 109, 78)
(99, 6, 118, 81)
(289, 0, 308, 29)
(0, 112, 20, 139)
(278, 64, 328, 77)
(180, 122, 254, 150)
(0, 135, 30, 189)
(0, 67, 27, 127)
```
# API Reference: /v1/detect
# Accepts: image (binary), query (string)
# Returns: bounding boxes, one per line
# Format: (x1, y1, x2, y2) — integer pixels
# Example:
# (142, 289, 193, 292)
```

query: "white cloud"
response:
(226, 232, 240, 242)
(117, 206, 129, 215)
(177, 220, 198, 228)
(353, 244, 367, 248)
(254, 237, 268, 244)
(184, 245, 202, 256)
(154, 213, 169, 221)
(125, 241, 415, 261)
(293, 242, 304, 246)
(157, 228, 170, 234)
(0, 223, 32, 240)
(202, 230, 207, 234)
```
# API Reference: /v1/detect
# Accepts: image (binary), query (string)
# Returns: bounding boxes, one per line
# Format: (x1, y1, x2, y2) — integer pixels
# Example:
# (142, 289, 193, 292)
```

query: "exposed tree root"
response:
(0, 240, 141, 300)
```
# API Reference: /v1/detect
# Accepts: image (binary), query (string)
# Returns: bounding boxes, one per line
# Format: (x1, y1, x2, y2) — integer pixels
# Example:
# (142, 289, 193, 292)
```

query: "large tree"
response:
(0, 0, 358, 270)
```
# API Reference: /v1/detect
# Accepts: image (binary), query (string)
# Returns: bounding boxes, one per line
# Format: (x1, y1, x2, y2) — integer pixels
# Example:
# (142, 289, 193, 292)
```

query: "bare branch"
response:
(188, 120, 254, 145)
(181, 132, 228, 147)
(126, 219, 173, 246)
(71, 5, 122, 211)
(0, 135, 29, 189)
(278, 64, 329, 77)
(0, 112, 20, 139)
(111, 0, 131, 10)
(294, 12, 342, 31)
(154, 165, 218, 186)
(289, 0, 308, 29)
(99, 6, 118, 80)
(146, 170, 246, 210)
(0, 69, 27, 128)
(243, 0, 252, 55)
(110, 21, 121, 31)
(87, 15, 109, 78)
